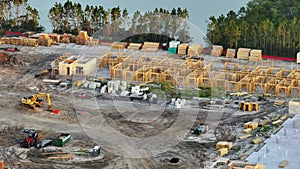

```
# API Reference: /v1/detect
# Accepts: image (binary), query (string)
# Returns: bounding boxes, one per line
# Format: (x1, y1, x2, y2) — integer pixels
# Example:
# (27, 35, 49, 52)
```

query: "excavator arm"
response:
(22, 93, 52, 111)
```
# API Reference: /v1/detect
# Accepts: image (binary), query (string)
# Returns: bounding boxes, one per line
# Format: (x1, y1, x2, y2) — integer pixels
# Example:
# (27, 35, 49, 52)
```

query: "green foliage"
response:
(207, 0, 300, 57)
(0, 1, 44, 32)
(48, 2, 191, 42)
(260, 126, 270, 132)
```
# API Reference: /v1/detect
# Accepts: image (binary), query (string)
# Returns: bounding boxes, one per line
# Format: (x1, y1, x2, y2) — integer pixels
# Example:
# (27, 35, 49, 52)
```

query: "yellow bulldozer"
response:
(21, 93, 52, 111)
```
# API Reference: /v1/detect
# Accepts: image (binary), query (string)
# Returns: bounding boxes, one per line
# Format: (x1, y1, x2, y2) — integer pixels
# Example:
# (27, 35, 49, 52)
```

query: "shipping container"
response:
(52, 133, 71, 147)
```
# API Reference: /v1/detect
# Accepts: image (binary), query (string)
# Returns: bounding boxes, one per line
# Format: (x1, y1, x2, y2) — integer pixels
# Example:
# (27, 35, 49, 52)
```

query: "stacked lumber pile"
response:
(76, 31, 89, 45)
(141, 42, 159, 52)
(211, 45, 223, 56)
(0, 37, 39, 46)
(249, 49, 262, 62)
(60, 33, 71, 43)
(38, 33, 52, 46)
(23, 38, 38, 47)
(10, 37, 23, 46)
(2, 37, 10, 44)
(86, 37, 98, 46)
(49, 33, 60, 44)
(237, 48, 251, 60)
(112, 42, 127, 49)
(188, 44, 202, 57)
(127, 43, 142, 50)
(226, 48, 236, 58)
(178, 43, 189, 55)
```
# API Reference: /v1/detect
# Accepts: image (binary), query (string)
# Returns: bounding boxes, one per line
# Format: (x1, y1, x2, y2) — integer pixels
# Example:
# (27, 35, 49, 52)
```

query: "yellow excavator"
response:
(21, 93, 52, 111)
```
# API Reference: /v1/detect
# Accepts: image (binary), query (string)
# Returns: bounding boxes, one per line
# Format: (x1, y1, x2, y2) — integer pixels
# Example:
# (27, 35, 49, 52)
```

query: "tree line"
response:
(48, 0, 191, 42)
(0, 0, 44, 32)
(206, 0, 300, 57)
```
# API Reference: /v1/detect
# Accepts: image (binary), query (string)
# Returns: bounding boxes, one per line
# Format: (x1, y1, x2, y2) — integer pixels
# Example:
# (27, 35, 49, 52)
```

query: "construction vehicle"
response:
(20, 129, 40, 148)
(21, 93, 52, 111)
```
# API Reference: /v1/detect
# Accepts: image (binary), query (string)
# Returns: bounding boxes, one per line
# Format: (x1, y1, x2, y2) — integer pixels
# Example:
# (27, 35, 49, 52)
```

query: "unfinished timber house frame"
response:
(51, 53, 97, 76)
(107, 54, 300, 97)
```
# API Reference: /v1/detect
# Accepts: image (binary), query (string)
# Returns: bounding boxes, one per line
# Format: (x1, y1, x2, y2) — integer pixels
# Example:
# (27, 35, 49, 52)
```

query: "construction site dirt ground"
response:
(0, 44, 293, 169)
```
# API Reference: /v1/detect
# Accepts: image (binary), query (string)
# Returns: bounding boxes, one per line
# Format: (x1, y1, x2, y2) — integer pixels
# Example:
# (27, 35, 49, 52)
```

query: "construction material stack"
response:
(237, 48, 251, 60)
(249, 49, 262, 62)
(168, 41, 180, 54)
(24, 38, 38, 47)
(76, 31, 89, 45)
(243, 121, 258, 134)
(112, 42, 128, 50)
(60, 33, 71, 43)
(188, 44, 202, 57)
(86, 37, 98, 46)
(178, 43, 189, 55)
(0, 39, 3, 45)
(216, 141, 232, 157)
(38, 34, 52, 47)
(211, 45, 223, 57)
(49, 33, 60, 45)
(127, 43, 142, 50)
(226, 48, 236, 58)
(141, 42, 159, 52)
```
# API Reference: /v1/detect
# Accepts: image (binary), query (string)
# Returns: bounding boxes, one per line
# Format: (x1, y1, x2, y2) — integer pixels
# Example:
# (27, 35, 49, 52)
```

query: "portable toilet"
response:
(297, 52, 300, 64)
(168, 41, 180, 54)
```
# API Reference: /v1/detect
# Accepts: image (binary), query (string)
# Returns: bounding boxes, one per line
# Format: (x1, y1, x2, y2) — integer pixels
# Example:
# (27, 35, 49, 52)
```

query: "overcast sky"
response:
(28, 0, 249, 34)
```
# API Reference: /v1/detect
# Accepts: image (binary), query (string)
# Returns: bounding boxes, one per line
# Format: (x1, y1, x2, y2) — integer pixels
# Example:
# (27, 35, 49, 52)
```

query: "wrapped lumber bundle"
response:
(76, 31, 89, 45)
(178, 43, 189, 55)
(49, 33, 60, 44)
(10, 37, 18, 45)
(38, 33, 52, 46)
(141, 42, 159, 52)
(16, 37, 24, 46)
(211, 45, 223, 56)
(226, 48, 236, 58)
(60, 34, 71, 43)
(2, 37, 9, 44)
(128, 43, 142, 50)
(188, 44, 202, 57)
(112, 42, 127, 49)
(237, 48, 251, 60)
(24, 38, 38, 47)
(249, 49, 262, 62)
(87, 39, 99, 46)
